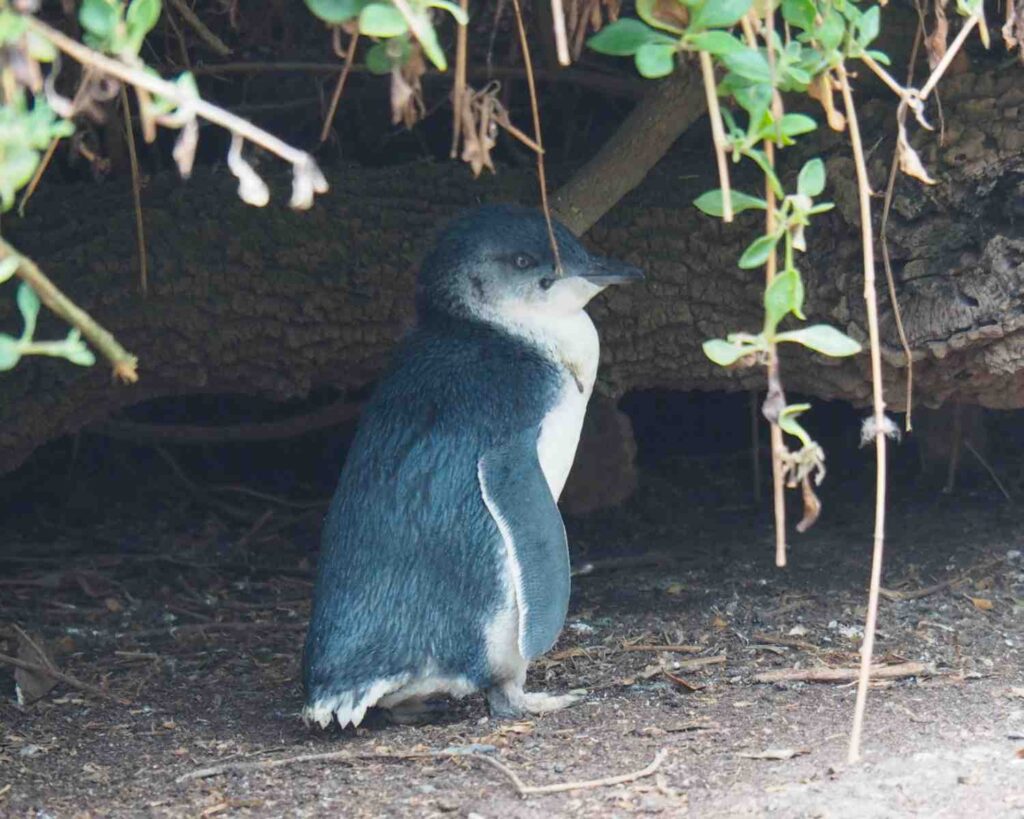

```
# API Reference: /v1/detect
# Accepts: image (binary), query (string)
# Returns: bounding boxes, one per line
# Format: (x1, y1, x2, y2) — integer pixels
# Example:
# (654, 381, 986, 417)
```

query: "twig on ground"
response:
(838, 63, 890, 766)
(0, 237, 139, 382)
(752, 661, 933, 684)
(472, 747, 669, 796)
(122, 621, 307, 641)
(620, 643, 702, 654)
(178, 746, 669, 797)
(879, 581, 951, 601)
(750, 632, 822, 652)
(0, 651, 129, 704)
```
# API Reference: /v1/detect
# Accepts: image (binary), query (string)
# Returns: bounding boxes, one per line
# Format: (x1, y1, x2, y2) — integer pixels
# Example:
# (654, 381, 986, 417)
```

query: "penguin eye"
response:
(512, 253, 537, 270)
(539, 277, 555, 290)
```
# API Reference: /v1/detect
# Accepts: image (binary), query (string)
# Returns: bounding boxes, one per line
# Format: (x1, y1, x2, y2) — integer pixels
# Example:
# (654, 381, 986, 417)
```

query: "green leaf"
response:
(358, 3, 408, 37)
(365, 41, 394, 73)
(703, 338, 752, 367)
(416, 14, 447, 70)
(815, 8, 845, 51)
(636, 0, 685, 34)
(62, 330, 96, 367)
(426, 0, 468, 24)
(693, 189, 768, 217)
(777, 113, 817, 138)
(126, 0, 161, 53)
(635, 42, 676, 78)
(16, 282, 40, 340)
(745, 148, 784, 198)
(722, 49, 772, 82)
(776, 324, 862, 356)
(588, 19, 673, 56)
(25, 31, 58, 63)
(305, 0, 366, 23)
(763, 267, 805, 332)
(690, 0, 752, 30)
(732, 82, 772, 120)
(808, 202, 835, 214)
(0, 256, 18, 284)
(0, 10, 29, 46)
(686, 30, 746, 56)
(739, 233, 780, 269)
(858, 6, 880, 46)
(797, 158, 826, 197)
(0, 334, 20, 371)
(865, 49, 891, 65)
(79, 0, 121, 40)
(781, 0, 816, 30)
(0, 146, 41, 211)
(778, 403, 812, 446)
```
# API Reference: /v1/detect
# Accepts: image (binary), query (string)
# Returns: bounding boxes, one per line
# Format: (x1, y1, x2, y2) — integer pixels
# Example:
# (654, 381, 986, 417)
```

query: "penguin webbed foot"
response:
(486, 683, 581, 720)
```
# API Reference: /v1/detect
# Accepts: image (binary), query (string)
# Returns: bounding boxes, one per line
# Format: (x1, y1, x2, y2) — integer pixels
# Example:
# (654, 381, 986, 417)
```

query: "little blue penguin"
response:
(303, 204, 643, 728)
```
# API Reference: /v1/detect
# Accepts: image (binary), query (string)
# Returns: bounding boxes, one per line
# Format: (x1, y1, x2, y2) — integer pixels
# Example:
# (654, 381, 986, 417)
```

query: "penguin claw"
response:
(486, 684, 583, 719)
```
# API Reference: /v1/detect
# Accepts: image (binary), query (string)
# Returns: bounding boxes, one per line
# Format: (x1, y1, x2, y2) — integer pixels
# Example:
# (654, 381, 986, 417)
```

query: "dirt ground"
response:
(2, 440, 1023, 818)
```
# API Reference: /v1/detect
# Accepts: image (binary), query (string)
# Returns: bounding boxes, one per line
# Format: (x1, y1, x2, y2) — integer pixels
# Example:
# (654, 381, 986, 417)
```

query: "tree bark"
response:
(1, 67, 1022, 475)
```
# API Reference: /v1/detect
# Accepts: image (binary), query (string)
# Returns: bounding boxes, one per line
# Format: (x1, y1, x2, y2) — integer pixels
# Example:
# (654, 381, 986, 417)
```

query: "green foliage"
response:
(359, 3, 408, 37)
(306, 0, 466, 72)
(0, 93, 75, 212)
(0, 283, 95, 372)
(693, 189, 767, 216)
(305, 0, 370, 23)
(79, 0, 162, 57)
(776, 325, 862, 356)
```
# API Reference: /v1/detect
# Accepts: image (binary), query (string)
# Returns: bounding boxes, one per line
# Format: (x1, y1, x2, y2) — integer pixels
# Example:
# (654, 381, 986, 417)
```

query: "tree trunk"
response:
(1, 67, 1022, 475)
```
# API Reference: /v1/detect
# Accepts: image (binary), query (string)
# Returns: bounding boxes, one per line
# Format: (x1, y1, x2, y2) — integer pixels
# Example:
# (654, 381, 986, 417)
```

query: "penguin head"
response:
(416, 204, 643, 324)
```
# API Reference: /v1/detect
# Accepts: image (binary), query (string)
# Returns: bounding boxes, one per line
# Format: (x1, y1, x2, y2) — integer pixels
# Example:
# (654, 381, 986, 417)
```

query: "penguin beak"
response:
(575, 255, 645, 286)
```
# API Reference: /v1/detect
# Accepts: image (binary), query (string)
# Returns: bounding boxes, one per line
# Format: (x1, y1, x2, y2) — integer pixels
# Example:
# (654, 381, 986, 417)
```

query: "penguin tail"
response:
(302, 675, 410, 730)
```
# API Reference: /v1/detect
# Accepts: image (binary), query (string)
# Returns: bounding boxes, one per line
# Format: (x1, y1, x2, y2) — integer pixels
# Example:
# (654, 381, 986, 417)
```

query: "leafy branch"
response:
(0, 0, 331, 379)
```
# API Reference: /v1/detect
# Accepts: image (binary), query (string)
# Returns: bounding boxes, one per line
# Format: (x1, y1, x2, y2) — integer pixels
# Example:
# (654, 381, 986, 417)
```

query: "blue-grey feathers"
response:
(303, 316, 562, 712)
(478, 429, 570, 660)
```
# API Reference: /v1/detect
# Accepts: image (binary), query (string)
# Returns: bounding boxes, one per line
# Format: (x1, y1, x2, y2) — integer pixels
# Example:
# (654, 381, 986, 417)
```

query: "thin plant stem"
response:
(29, 19, 315, 170)
(509, 0, 562, 272)
(550, 0, 572, 65)
(920, 11, 981, 98)
(0, 237, 138, 382)
(838, 64, 889, 765)
(450, 0, 469, 158)
(699, 51, 733, 222)
(120, 87, 148, 296)
(879, 23, 924, 431)
(166, 0, 232, 57)
(757, 9, 787, 564)
(318, 30, 359, 144)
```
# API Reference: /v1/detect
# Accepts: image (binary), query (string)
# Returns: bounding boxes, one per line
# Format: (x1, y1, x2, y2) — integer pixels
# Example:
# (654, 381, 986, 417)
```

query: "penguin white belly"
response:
(536, 310, 600, 501)
(486, 309, 599, 682)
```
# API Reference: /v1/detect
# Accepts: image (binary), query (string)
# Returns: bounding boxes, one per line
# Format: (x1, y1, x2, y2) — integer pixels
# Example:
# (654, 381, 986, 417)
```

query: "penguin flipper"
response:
(478, 428, 570, 661)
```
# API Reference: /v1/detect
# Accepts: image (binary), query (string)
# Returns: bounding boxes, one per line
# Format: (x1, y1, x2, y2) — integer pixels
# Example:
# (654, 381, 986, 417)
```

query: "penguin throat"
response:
(479, 303, 601, 391)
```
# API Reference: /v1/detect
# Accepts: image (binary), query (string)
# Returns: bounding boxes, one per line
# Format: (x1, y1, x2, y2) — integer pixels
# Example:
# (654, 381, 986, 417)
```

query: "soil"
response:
(1, 430, 1023, 818)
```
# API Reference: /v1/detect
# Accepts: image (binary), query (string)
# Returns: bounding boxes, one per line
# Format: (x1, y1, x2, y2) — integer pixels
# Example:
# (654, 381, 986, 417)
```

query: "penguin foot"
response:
(486, 683, 581, 719)
(382, 699, 452, 725)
